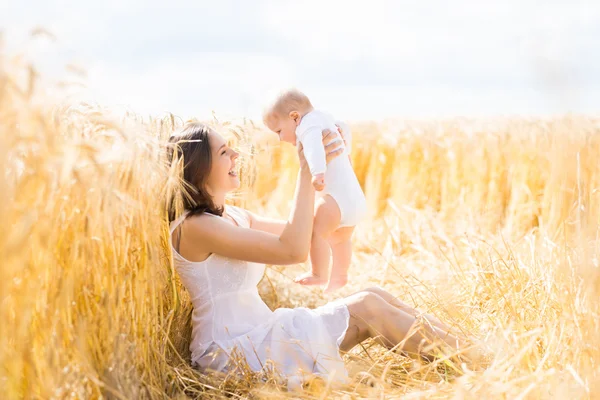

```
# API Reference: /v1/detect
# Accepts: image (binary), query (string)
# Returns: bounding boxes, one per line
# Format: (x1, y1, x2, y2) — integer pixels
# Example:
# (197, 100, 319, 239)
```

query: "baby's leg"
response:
(294, 195, 341, 286)
(324, 226, 354, 293)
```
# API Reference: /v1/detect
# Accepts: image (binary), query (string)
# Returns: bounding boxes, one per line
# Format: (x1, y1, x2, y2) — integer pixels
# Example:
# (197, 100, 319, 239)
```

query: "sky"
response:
(2, 0, 600, 122)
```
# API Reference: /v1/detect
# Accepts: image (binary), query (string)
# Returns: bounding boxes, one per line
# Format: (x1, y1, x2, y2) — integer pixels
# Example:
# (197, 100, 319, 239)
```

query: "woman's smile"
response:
(228, 162, 238, 177)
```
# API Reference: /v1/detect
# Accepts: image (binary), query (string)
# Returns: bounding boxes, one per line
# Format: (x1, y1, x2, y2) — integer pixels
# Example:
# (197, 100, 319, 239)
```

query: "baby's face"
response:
(265, 112, 298, 145)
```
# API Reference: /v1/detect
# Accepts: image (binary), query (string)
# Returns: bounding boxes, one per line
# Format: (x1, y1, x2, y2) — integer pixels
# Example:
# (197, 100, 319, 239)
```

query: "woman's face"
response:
(205, 130, 240, 194)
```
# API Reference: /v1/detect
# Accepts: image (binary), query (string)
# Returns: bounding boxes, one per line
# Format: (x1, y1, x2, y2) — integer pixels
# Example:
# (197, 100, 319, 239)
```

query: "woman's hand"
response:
(297, 142, 310, 176)
(312, 173, 325, 191)
(323, 126, 345, 164)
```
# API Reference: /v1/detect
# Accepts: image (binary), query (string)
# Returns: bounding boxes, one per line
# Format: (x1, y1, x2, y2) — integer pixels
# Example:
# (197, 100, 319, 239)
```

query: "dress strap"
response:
(169, 211, 191, 235)
(226, 206, 250, 228)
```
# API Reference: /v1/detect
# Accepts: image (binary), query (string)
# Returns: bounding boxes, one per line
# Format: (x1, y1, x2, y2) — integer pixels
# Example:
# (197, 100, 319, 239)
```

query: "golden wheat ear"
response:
(3, 36, 599, 399)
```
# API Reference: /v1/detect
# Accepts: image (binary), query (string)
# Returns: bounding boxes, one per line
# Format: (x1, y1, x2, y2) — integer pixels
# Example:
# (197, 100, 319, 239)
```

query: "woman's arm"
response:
(179, 149, 315, 265)
(245, 126, 347, 235)
(245, 212, 287, 236)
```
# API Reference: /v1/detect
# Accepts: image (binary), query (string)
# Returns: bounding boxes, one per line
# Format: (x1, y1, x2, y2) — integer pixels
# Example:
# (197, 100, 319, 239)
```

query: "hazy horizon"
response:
(3, 0, 599, 122)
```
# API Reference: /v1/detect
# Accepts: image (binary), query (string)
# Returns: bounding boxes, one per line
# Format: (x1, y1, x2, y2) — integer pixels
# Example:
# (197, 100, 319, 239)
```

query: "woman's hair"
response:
(167, 122, 224, 222)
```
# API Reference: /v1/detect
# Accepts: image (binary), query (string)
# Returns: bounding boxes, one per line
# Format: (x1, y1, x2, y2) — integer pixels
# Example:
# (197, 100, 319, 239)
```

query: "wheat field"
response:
(1, 47, 600, 399)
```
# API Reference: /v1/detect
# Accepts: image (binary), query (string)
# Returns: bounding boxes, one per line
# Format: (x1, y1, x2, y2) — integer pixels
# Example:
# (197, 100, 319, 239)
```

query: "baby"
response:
(263, 89, 367, 292)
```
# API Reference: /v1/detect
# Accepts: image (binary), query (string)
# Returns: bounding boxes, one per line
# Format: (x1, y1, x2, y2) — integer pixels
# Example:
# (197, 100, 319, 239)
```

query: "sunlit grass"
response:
(1, 45, 599, 399)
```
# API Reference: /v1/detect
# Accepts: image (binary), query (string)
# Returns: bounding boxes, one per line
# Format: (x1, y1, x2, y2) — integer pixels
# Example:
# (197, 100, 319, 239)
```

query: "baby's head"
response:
(263, 89, 313, 145)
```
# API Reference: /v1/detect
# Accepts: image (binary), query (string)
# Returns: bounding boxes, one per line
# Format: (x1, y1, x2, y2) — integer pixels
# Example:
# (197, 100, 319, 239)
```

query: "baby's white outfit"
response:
(296, 110, 367, 227)
(169, 206, 350, 388)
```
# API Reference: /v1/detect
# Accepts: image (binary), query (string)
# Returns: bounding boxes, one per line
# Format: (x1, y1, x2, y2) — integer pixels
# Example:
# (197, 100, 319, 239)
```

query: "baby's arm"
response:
(298, 125, 327, 190)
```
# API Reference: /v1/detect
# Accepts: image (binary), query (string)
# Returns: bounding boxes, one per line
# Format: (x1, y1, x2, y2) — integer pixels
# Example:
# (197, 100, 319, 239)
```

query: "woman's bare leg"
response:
(359, 287, 454, 334)
(338, 290, 470, 361)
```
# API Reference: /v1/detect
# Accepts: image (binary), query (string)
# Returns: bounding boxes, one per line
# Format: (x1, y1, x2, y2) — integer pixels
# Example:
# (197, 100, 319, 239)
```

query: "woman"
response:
(167, 122, 473, 387)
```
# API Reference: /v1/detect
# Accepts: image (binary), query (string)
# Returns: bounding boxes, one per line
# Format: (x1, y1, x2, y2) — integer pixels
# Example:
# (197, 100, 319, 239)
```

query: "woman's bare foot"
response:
(462, 341, 492, 370)
(324, 276, 348, 293)
(294, 272, 327, 286)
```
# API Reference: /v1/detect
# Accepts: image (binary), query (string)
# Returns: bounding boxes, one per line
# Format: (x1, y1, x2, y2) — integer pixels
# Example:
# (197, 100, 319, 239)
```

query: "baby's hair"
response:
(264, 88, 313, 121)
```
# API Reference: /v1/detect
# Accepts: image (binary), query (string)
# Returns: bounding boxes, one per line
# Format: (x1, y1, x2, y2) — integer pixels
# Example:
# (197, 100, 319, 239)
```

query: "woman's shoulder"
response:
(177, 211, 219, 237)
(170, 211, 219, 263)
(174, 206, 252, 238)
(181, 206, 250, 230)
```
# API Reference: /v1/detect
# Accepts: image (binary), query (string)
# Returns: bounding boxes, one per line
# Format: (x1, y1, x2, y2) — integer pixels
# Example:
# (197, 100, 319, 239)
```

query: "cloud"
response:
(78, 52, 297, 119)
(2, 0, 599, 119)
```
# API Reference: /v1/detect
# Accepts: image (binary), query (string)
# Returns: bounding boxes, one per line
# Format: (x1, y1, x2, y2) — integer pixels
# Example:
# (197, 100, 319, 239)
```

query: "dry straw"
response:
(1, 41, 599, 399)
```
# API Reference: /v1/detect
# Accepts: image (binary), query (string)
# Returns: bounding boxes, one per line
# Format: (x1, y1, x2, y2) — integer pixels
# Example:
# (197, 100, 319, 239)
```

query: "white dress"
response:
(169, 206, 350, 386)
(296, 111, 367, 227)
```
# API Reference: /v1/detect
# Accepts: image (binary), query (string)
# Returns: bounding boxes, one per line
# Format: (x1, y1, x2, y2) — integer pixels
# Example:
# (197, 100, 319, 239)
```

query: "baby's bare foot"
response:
(294, 272, 327, 286)
(324, 276, 348, 293)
